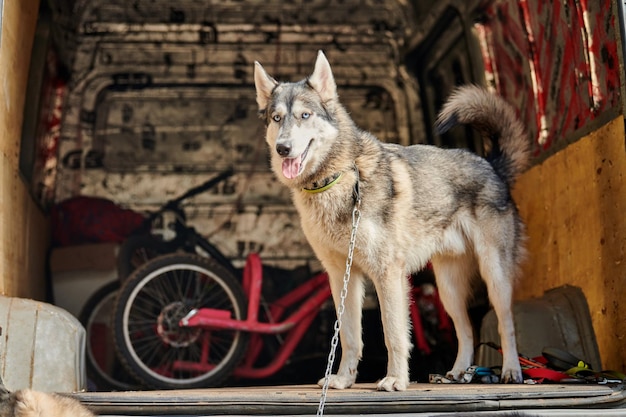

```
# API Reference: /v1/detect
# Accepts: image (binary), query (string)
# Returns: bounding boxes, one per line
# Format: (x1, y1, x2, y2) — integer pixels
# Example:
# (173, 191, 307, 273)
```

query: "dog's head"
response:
(254, 51, 340, 186)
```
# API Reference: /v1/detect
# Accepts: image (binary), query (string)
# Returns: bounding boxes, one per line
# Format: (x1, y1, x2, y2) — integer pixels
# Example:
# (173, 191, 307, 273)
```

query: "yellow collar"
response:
(302, 172, 343, 194)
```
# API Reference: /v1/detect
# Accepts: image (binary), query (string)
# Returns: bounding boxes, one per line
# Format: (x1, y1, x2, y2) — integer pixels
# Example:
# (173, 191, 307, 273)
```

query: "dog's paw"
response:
(501, 367, 524, 383)
(376, 376, 408, 391)
(317, 375, 354, 390)
(445, 367, 466, 382)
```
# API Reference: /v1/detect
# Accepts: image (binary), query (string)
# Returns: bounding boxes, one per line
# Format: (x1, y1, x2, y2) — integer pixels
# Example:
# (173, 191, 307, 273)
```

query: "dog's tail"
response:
(435, 85, 531, 186)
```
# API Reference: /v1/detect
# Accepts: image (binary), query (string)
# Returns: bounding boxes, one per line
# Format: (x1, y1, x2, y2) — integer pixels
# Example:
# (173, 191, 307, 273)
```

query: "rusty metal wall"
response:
(43, 0, 423, 267)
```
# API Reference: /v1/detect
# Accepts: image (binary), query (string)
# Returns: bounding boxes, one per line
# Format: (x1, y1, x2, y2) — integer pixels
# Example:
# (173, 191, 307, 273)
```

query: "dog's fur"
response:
(0, 386, 94, 417)
(254, 51, 530, 391)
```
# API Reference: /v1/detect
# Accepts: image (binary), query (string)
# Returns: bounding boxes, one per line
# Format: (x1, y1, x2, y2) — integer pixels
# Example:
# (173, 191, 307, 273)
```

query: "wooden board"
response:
(0, 0, 49, 301)
(75, 383, 626, 415)
(512, 116, 626, 375)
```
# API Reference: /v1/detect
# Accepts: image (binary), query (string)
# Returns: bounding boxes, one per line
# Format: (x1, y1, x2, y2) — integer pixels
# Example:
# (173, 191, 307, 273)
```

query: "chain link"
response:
(317, 195, 362, 416)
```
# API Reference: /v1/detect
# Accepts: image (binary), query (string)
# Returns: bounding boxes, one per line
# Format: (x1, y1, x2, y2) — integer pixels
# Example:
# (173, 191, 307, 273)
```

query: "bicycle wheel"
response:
(117, 234, 177, 281)
(113, 253, 249, 389)
(79, 281, 140, 391)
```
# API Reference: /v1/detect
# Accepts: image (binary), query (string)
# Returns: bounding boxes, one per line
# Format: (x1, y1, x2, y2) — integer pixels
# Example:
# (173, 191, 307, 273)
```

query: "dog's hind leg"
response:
(476, 245, 523, 383)
(431, 253, 477, 381)
(317, 266, 365, 389)
(371, 264, 411, 391)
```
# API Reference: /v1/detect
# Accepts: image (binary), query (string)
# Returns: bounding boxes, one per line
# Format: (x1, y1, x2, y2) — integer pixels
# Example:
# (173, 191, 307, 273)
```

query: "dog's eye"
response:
(302, 112, 311, 119)
(272, 115, 281, 123)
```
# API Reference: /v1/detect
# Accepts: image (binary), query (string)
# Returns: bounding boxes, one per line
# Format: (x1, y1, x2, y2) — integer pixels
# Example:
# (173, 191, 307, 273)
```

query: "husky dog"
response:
(0, 386, 95, 417)
(254, 51, 530, 391)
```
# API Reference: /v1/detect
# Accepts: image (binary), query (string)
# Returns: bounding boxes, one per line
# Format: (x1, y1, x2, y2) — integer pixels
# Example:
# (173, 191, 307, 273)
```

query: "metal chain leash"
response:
(317, 185, 362, 417)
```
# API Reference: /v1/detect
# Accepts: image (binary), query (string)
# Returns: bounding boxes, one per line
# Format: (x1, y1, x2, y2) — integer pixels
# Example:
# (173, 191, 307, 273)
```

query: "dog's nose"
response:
(276, 143, 291, 156)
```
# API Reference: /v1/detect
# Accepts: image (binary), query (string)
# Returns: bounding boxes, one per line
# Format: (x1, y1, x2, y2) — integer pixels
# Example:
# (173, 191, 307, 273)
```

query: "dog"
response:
(0, 385, 95, 417)
(254, 51, 530, 391)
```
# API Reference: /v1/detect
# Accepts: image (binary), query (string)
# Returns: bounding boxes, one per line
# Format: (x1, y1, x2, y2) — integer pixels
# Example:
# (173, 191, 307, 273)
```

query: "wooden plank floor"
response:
(75, 383, 626, 415)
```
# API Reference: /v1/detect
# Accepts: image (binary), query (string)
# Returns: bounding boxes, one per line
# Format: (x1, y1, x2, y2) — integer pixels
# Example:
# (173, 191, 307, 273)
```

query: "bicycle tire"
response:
(117, 234, 178, 281)
(79, 281, 140, 391)
(113, 253, 249, 389)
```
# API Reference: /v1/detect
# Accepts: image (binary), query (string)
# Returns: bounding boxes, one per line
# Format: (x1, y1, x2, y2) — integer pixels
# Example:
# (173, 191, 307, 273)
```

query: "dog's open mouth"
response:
(282, 140, 312, 179)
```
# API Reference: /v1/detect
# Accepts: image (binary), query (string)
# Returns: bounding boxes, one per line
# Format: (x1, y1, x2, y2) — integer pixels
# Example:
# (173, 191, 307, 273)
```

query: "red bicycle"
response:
(112, 252, 331, 389)
(112, 251, 447, 389)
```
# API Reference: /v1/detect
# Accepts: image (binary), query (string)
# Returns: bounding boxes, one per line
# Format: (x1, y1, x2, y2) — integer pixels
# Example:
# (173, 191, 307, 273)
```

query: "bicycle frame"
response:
(178, 253, 331, 379)
(174, 254, 449, 382)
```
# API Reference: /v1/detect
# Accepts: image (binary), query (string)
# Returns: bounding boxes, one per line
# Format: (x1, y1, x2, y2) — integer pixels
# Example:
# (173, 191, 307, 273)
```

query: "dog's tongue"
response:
(282, 156, 301, 179)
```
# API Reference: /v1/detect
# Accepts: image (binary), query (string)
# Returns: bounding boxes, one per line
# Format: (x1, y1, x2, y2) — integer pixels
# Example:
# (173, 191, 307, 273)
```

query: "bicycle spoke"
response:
(140, 282, 171, 307)
(128, 328, 160, 346)
(195, 282, 231, 310)
(128, 300, 161, 320)
(140, 345, 167, 371)
(115, 254, 248, 388)
(156, 274, 178, 303)
(132, 336, 163, 364)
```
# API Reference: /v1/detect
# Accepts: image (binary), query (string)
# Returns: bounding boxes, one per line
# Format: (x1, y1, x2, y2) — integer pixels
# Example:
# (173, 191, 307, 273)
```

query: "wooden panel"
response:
(512, 116, 626, 373)
(0, 0, 48, 300)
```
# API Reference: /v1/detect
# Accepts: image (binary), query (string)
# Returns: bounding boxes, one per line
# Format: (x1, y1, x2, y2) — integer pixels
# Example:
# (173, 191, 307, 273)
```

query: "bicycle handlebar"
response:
(148, 168, 235, 220)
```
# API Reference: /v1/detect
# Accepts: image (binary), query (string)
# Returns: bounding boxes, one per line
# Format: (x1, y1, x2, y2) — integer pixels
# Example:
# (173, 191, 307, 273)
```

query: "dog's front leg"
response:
(317, 268, 365, 389)
(372, 267, 411, 391)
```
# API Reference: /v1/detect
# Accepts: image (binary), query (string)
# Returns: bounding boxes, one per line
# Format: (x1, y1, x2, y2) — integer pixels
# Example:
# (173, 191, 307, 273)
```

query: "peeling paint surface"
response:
(45, 0, 421, 268)
(476, 0, 621, 158)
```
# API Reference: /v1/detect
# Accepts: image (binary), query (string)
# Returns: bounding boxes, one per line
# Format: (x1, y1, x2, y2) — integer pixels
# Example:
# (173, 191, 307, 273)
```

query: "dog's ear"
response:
(308, 50, 337, 102)
(254, 61, 278, 112)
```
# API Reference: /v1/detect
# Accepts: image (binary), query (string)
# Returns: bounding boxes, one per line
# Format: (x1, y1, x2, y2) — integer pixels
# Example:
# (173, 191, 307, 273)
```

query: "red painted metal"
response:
(242, 252, 264, 324)
(176, 252, 445, 381)
(181, 285, 330, 334)
(232, 310, 320, 379)
(175, 253, 332, 379)
(409, 279, 453, 356)
(409, 287, 432, 355)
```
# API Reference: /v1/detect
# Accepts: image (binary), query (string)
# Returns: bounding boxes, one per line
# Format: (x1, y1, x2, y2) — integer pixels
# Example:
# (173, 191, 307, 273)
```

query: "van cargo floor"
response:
(75, 383, 626, 415)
